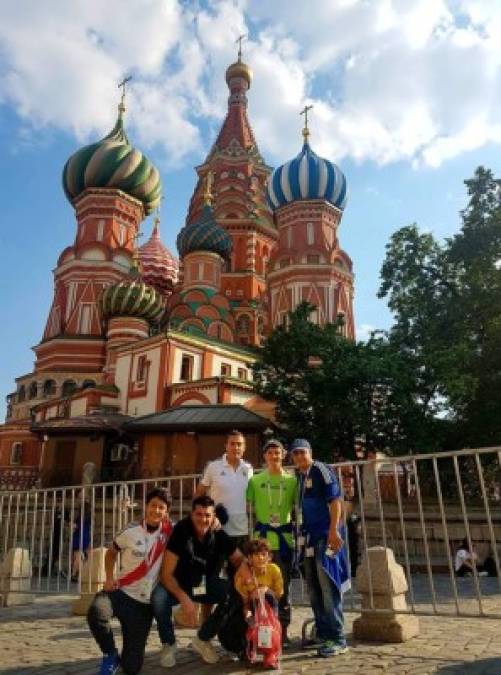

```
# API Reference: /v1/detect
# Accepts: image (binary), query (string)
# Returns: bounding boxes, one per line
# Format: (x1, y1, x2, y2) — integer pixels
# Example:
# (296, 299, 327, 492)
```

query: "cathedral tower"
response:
(182, 48, 278, 346)
(266, 114, 355, 337)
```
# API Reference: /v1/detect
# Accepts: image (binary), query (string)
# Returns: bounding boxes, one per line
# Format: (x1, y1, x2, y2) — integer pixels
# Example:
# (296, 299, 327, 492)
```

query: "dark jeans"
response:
(271, 550, 292, 629)
(87, 590, 153, 675)
(303, 538, 345, 645)
(151, 577, 229, 645)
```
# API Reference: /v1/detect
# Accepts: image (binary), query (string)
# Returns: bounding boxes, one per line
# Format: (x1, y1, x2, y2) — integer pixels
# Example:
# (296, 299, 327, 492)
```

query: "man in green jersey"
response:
(246, 439, 297, 643)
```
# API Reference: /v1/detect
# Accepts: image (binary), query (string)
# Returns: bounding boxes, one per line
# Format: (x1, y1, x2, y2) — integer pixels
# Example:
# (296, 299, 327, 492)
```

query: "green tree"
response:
(253, 303, 433, 461)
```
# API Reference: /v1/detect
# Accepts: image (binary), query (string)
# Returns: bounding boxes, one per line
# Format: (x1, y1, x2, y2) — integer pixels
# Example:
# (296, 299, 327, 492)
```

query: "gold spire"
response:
(118, 75, 132, 116)
(203, 170, 214, 206)
(226, 35, 252, 87)
(300, 104, 313, 143)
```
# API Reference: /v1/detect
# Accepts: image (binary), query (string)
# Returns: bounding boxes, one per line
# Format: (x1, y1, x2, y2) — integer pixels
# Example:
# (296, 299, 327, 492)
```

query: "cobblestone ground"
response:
(1, 593, 501, 675)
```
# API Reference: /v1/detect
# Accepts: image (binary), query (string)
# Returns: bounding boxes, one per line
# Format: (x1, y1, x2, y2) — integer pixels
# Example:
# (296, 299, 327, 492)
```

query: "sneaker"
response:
(99, 652, 120, 675)
(317, 640, 349, 657)
(281, 629, 292, 647)
(191, 635, 220, 664)
(159, 643, 176, 668)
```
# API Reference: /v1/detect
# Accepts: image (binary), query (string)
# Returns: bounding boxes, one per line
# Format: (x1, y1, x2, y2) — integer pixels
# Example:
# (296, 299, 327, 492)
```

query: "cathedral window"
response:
(28, 381, 38, 400)
(287, 226, 292, 248)
(18, 385, 26, 402)
(307, 254, 320, 264)
(136, 356, 147, 383)
(180, 355, 194, 381)
(307, 222, 315, 245)
(237, 368, 247, 380)
(119, 224, 126, 246)
(221, 362, 232, 377)
(236, 314, 251, 336)
(62, 380, 77, 397)
(43, 379, 57, 396)
(10, 442, 23, 465)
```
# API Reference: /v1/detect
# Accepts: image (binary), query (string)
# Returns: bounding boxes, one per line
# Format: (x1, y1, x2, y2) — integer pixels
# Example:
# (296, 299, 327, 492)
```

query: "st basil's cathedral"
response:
(0, 51, 354, 488)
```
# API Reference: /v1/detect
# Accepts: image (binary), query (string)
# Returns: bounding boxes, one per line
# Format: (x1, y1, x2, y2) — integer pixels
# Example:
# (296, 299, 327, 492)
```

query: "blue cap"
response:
(290, 438, 312, 452)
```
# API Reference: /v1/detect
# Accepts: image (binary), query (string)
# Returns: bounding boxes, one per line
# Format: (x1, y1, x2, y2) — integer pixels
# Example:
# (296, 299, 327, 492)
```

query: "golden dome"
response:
(225, 60, 253, 88)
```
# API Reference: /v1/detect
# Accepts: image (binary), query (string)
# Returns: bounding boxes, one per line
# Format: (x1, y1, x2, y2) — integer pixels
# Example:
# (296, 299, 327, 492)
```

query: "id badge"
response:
(305, 478, 313, 489)
(305, 546, 315, 558)
(193, 575, 207, 597)
(297, 535, 305, 547)
(139, 578, 153, 599)
(269, 513, 280, 527)
(258, 625, 273, 648)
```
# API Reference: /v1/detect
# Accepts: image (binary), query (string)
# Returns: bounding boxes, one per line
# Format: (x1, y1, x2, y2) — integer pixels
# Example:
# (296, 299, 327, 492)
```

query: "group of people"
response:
(87, 431, 351, 674)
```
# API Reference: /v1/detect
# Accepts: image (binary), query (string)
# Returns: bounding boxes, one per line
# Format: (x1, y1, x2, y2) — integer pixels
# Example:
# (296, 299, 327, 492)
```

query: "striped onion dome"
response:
(267, 141, 348, 212)
(177, 205, 232, 261)
(139, 220, 178, 296)
(62, 109, 162, 215)
(100, 275, 164, 322)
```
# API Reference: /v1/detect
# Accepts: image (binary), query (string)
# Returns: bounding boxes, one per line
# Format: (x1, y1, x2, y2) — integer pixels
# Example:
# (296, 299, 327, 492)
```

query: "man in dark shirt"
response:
(151, 495, 247, 668)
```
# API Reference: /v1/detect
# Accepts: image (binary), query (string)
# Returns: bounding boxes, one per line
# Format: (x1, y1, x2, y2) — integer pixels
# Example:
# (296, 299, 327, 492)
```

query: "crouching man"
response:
(87, 488, 173, 675)
(151, 495, 249, 668)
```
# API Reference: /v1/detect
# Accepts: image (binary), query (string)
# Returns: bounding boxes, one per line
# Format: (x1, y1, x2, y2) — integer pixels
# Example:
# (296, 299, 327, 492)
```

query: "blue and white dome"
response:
(267, 142, 348, 212)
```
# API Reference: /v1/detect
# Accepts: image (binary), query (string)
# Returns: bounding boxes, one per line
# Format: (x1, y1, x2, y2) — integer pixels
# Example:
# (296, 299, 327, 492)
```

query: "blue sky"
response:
(1, 0, 501, 419)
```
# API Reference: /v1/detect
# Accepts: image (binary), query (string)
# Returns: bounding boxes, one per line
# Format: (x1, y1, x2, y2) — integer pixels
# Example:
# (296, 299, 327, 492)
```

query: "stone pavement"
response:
(1, 595, 501, 675)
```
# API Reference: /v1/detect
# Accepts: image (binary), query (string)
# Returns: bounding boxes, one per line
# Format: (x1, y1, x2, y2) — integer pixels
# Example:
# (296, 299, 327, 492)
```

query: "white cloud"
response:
(0, 0, 501, 169)
(356, 324, 377, 342)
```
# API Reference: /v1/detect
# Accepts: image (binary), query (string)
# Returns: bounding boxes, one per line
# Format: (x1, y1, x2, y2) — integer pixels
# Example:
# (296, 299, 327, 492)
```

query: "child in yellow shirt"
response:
(235, 538, 284, 612)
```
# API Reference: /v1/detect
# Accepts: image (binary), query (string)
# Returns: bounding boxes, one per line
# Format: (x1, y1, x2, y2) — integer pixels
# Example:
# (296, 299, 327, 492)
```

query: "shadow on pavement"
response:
(437, 658, 501, 674)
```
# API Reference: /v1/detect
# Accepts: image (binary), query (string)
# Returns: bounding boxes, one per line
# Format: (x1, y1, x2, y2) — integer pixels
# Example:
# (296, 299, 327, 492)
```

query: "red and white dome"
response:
(139, 220, 179, 298)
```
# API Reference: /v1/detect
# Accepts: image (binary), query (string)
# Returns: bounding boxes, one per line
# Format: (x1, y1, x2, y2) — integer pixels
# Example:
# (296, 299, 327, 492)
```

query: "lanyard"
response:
(267, 473, 285, 512)
(299, 465, 312, 508)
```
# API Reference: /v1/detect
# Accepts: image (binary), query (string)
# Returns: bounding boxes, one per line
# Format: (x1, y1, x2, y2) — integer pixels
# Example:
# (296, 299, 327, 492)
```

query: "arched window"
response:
(62, 380, 77, 397)
(43, 379, 57, 396)
(82, 379, 97, 389)
(10, 442, 23, 465)
(236, 314, 251, 336)
(28, 381, 38, 399)
(18, 385, 26, 402)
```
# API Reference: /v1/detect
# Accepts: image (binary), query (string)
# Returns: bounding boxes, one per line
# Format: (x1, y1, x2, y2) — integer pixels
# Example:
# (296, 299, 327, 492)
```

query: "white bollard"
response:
(72, 547, 107, 615)
(353, 546, 419, 642)
(0, 547, 33, 607)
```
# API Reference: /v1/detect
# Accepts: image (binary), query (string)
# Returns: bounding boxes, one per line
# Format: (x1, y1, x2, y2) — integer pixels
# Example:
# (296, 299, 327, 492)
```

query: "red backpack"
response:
(246, 593, 282, 669)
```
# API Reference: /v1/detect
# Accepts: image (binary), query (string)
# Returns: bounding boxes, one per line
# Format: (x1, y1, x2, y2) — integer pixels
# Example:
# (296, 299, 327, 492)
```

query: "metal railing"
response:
(1, 447, 501, 619)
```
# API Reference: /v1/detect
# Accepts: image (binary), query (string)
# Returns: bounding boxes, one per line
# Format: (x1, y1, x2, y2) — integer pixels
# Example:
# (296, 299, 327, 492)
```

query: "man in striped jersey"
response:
(87, 487, 173, 675)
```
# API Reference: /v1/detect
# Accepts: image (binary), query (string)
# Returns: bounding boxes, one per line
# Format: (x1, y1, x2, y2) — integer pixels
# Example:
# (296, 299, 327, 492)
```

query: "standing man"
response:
(151, 495, 248, 668)
(246, 439, 297, 644)
(196, 429, 252, 549)
(291, 438, 350, 658)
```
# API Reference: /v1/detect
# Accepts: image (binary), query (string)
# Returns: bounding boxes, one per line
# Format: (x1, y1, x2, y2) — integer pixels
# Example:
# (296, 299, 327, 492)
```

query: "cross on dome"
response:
(118, 75, 132, 116)
(300, 104, 313, 143)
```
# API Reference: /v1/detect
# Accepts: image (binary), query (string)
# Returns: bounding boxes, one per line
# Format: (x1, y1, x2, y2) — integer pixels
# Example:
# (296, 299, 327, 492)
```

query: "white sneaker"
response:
(160, 643, 176, 668)
(191, 635, 220, 664)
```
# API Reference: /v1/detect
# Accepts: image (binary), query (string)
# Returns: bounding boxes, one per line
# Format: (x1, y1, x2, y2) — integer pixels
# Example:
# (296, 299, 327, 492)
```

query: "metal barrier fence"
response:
(1, 447, 501, 619)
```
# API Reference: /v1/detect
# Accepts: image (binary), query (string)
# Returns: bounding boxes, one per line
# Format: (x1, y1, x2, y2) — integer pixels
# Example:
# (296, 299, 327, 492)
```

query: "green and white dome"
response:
(62, 108, 162, 215)
(100, 276, 164, 322)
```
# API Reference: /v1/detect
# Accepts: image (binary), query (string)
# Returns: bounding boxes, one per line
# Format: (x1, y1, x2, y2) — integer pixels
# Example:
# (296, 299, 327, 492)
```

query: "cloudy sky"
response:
(1, 0, 501, 415)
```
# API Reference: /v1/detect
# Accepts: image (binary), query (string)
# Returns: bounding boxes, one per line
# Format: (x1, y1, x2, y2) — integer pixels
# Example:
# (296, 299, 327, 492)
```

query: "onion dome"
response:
(139, 218, 179, 296)
(62, 105, 162, 215)
(100, 269, 164, 322)
(225, 59, 253, 88)
(267, 141, 348, 212)
(177, 174, 232, 261)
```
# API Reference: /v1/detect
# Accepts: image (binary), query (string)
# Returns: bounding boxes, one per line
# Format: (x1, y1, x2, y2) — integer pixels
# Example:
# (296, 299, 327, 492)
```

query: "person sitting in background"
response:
(454, 538, 488, 577)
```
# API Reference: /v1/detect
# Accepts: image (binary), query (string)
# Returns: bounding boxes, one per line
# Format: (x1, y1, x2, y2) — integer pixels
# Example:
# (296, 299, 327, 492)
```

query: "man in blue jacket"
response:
(291, 438, 350, 658)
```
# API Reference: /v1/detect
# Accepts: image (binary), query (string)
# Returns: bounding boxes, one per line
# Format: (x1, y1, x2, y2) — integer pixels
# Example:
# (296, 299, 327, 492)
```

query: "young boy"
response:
(87, 487, 173, 675)
(235, 539, 283, 670)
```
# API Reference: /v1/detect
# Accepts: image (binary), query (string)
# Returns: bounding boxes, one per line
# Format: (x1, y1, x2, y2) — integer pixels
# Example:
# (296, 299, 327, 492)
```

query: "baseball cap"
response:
(290, 438, 312, 452)
(263, 438, 285, 452)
